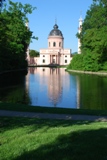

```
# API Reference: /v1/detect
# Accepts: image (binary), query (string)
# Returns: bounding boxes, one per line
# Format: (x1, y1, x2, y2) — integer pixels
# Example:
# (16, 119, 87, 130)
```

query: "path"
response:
(0, 110, 107, 121)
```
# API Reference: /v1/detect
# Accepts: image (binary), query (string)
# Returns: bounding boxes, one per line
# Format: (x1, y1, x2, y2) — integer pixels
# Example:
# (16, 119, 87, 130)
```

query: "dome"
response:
(49, 24, 63, 37)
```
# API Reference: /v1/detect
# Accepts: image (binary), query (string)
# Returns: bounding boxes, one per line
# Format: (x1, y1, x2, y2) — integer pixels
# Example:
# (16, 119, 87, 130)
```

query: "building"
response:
(29, 23, 72, 66)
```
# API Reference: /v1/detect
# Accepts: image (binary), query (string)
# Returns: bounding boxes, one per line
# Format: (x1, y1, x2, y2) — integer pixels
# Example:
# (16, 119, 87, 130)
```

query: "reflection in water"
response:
(48, 68, 62, 107)
(78, 74, 107, 110)
(76, 76, 80, 109)
(0, 72, 30, 104)
(1, 68, 107, 110)
(26, 67, 78, 108)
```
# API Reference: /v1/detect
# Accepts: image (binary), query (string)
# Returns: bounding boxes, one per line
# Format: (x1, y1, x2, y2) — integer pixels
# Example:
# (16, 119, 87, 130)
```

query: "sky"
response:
(12, 0, 93, 53)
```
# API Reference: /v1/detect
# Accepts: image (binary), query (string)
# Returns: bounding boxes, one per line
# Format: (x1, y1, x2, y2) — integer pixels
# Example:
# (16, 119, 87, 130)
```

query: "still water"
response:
(0, 67, 107, 110)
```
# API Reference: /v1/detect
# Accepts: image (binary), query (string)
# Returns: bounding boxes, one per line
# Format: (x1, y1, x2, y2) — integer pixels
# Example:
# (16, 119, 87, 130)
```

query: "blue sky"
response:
(12, 0, 93, 53)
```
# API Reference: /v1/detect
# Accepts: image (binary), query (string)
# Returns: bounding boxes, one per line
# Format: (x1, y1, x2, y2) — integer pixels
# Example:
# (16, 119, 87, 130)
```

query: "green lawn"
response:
(0, 117, 107, 160)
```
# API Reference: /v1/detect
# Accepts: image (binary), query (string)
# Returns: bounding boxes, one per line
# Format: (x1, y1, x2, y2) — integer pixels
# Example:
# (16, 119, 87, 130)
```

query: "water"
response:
(0, 67, 107, 110)
(26, 67, 77, 108)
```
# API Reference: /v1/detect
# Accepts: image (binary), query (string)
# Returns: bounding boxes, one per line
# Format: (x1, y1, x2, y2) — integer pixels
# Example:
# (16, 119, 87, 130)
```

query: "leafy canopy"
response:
(68, 0, 107, 71)
(0, 0, 37, 71)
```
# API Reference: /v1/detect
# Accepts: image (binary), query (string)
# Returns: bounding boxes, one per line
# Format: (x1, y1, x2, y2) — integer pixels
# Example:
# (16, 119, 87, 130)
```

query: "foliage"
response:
(0, 0, 37, 72)
(69, 0, 107, 71)
(29, 49, 39, 57)
(67, 54, 84, 70)
(71, 52, 78, 57)
(67, 52, 102, 71)
(102, 62, 107, 70)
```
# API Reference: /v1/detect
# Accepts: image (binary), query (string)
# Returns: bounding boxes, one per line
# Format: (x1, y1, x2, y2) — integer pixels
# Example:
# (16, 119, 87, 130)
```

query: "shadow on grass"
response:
(1, 117, 107, 160)
(0, 117, 93, 133)
(13, 128, 107, 160)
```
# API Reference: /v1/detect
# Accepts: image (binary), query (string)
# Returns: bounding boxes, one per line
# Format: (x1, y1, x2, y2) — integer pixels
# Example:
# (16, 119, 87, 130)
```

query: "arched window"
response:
(43, 59, 45, 63)
(59, 42, 61, 47)
(49, 42, 50, 47)
(53, 42, 56, 47)
(65, 60, 67, 63)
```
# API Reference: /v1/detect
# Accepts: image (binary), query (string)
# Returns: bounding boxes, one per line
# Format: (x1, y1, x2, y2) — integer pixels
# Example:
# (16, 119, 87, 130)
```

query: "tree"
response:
(67, 54, 84, 70)
(29, 49, 39, 57)
(0, 0, 37, 71)
(69, 0, 107, 71)
(81, 0, 107, 70)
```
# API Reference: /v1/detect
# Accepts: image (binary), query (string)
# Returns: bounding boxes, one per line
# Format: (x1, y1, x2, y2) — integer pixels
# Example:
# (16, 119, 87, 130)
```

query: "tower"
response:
(47, 23, 64, 64)
(48, 23, 64, 50)
(78, 16, 83, 54)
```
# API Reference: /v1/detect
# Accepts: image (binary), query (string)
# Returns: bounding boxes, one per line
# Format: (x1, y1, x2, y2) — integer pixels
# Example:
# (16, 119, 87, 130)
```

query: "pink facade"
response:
(30, 23, 72, 65)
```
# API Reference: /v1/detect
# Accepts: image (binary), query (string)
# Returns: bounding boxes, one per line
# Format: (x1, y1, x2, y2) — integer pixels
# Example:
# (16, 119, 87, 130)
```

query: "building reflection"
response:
(26, 67, 71, 107)
(48, 68, 62, 106)
(25, 67, 81, 108)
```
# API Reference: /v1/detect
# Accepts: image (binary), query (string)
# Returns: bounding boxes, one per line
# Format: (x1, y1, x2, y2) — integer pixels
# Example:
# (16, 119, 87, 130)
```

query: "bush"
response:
(102, 62, 107, 71)
(29, 50, 39, 57)
(67, 54, 84, 70)
(67, 51, 102, 72)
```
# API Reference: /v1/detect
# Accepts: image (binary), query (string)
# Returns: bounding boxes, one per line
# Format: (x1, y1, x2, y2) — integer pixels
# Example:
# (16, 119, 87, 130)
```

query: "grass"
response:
(0, 116, 107, 160)
(1, 102, 107, 116)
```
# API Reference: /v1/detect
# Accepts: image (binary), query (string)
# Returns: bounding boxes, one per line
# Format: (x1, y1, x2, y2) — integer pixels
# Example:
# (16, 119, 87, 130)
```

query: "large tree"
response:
(81, 0, 107, 58)
(68, 0, 107, 71)
(0, 0, 37, 71)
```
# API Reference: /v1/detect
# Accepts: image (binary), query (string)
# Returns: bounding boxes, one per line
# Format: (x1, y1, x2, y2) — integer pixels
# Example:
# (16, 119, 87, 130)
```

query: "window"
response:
(49, 42, 50, 47)
(65, 60, 67, 63)
(43, 55, 45, 57)
(43, 59, 45, 63)
(59, 42, 61, 47)
(53, 42, 56, 47)
(65, 55, 67, 57)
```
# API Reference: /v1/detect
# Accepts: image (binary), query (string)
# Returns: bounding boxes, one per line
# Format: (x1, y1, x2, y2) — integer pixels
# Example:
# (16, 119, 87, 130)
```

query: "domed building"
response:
(33, 23, 72, 65)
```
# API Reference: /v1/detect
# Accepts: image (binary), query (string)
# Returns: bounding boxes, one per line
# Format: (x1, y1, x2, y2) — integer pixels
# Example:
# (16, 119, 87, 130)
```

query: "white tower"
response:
(78, 16, 83, 54)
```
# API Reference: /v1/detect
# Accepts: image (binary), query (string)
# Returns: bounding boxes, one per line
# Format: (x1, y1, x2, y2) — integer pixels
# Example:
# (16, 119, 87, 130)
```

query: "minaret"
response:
(78, 16, 83, 54)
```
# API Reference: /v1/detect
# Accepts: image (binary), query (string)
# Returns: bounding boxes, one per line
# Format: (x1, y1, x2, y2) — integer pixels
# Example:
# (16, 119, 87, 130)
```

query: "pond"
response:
(0, 67, 107, 110)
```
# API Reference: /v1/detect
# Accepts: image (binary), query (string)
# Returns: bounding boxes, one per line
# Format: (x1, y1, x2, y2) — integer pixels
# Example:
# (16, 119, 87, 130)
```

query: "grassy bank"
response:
(0, 116, 107, 160)
(1, 102, 107, 116)
(66, 69, 107, 76)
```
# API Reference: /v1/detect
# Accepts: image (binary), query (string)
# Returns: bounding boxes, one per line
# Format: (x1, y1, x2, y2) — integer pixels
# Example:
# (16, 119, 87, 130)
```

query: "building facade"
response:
(30, 23, 72, 66)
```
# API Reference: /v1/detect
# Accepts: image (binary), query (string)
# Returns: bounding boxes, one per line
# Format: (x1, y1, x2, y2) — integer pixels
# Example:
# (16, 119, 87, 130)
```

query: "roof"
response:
(49, 24, 63, 37)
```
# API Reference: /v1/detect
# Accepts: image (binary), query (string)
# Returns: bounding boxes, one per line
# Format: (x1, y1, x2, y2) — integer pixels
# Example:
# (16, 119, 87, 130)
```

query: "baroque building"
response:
(30, 23, 72, 65)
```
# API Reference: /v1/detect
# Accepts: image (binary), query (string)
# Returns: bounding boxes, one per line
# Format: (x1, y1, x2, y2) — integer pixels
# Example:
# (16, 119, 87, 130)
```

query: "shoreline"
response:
(0, 68, 27, 75)
(67, 69, 107, 76)
(1, 67, 107, 76)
